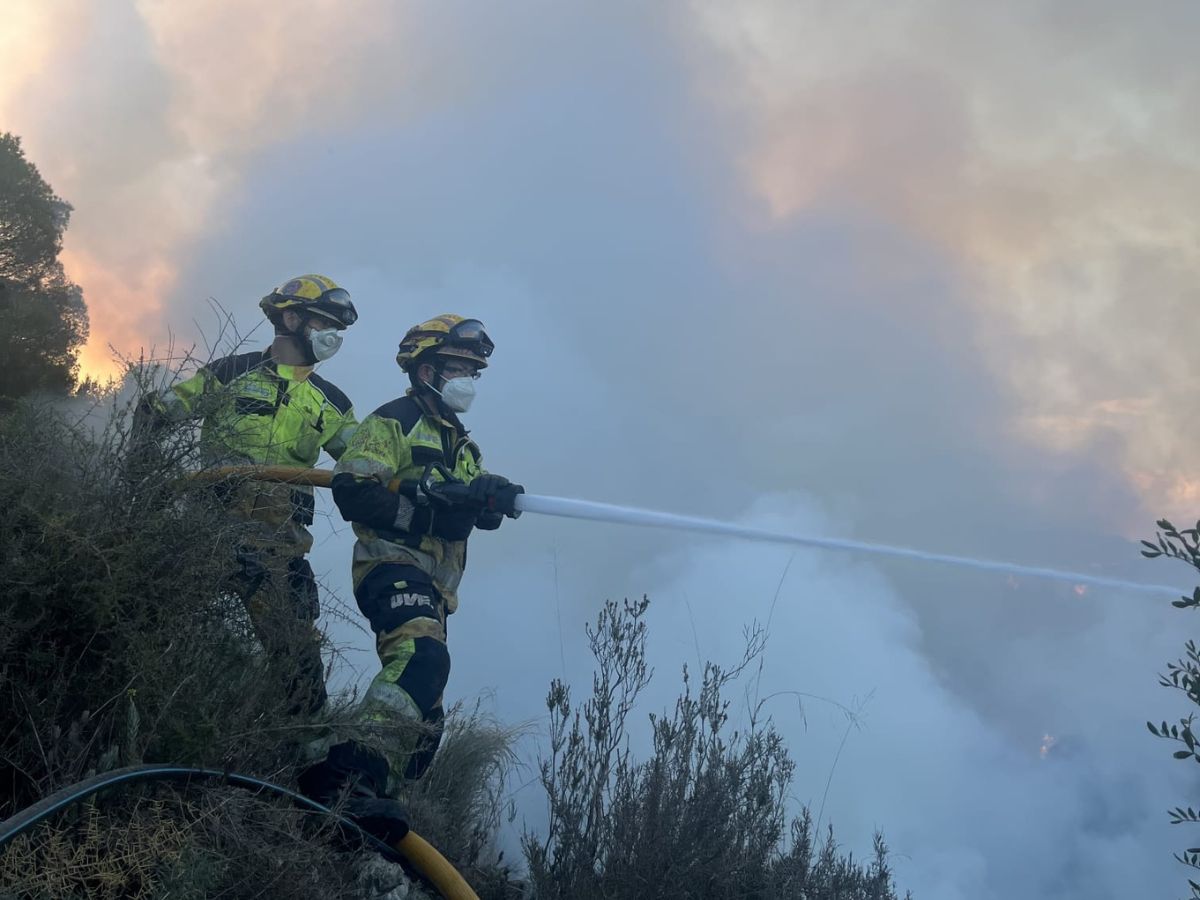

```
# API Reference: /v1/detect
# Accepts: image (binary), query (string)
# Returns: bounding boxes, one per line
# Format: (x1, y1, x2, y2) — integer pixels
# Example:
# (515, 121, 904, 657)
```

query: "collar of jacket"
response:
(262, 346, 313, 383)
(407, 387, 468, 435)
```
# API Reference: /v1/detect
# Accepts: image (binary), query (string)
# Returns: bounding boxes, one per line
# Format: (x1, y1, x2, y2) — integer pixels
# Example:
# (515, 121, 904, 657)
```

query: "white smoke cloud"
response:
(473, 495, 1187, 897)
(691, 0, 1200, 525)
(5, 3, 1197, 896)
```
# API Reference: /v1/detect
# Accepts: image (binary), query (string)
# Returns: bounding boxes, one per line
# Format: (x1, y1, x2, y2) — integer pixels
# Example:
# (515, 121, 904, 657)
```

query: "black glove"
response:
(431, 505, 477, 541)
(467, 474, 509, 504)
(468, 474, 525, 518)
(420, 475, 473, 509)
(403, 470, 477, 540)
(475, 509, 504, 531)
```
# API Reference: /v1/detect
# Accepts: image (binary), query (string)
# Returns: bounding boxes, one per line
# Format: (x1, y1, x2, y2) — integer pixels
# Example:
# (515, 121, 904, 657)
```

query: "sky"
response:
(4, 2, 1200, 896)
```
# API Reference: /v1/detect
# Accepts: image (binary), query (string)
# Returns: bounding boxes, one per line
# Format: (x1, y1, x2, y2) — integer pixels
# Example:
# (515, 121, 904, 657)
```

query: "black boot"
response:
(298, 740, 411, 845)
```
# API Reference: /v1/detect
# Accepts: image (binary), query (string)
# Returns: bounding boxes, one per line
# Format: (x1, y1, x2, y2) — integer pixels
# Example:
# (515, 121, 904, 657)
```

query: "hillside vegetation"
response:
(0, 124, 906, 900)
(0, 385, 908, 899)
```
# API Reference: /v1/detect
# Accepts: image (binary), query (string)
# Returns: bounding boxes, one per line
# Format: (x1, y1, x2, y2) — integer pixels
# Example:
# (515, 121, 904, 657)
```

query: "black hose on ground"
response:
(0, 764, 481, 898)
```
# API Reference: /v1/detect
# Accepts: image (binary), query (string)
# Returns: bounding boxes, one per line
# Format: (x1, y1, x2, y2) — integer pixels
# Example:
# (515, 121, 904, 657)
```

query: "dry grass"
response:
(0, 801, 190, 899)
(0, 787, 397, 900)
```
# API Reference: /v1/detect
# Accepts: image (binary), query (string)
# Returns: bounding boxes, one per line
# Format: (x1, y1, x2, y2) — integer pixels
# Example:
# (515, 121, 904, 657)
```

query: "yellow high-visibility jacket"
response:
(330, 392, 490, 612)
(154, 349, 356, 551)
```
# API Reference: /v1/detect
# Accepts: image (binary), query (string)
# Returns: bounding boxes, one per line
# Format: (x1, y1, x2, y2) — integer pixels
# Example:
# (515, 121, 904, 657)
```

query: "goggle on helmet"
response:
(396, 315, 494, 372)
(260, 274, 359, 329)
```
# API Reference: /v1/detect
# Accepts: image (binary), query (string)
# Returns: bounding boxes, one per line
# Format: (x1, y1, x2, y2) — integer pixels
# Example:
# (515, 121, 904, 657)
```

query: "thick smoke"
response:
(4, 2, 1196, 895)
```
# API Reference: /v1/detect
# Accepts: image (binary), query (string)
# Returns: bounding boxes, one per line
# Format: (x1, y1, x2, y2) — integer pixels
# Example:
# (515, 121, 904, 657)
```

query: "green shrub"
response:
(523, 597, 908, 899)
(1141, 519, 1200, 898)
(0, 382, 319, 809)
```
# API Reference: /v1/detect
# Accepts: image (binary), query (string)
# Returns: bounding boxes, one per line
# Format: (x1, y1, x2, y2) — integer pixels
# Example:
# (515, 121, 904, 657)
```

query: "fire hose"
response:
(195, 465, 1185, 597)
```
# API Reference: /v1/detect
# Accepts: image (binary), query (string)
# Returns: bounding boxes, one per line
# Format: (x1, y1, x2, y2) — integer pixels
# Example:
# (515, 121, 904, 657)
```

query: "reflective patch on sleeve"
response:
(334, 456, 393, 480)
(164, 368, 213, 416)
(410, 419, 443, 447)
(393, 495, 417, 531)
(325, 421, 357, 456)
(154, 390, 190, 420)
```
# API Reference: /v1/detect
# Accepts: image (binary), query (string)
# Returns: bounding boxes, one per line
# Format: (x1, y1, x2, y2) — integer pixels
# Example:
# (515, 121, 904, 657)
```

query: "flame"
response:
(2, 1, 409, 385)
(61, 248, 177, 382)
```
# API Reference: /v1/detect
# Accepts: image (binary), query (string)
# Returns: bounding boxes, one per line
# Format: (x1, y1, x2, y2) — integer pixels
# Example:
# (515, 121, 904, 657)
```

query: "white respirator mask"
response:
(307, 326, 343, 362)
(429, 375, 476, 413)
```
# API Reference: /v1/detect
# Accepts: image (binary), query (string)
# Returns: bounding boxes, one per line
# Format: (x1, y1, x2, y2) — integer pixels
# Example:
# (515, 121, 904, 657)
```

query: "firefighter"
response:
(298, 315, 521, 830)
(142, 274, 359, 714)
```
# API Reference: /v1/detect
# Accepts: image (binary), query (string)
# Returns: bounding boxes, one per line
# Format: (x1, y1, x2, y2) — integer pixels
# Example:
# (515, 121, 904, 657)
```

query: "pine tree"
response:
(0, 132, 88, 400)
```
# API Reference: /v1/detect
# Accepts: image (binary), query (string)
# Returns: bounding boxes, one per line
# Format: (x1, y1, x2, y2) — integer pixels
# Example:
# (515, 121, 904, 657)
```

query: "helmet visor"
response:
(448, 318, 493, 358)
(314, 288, 358, 328)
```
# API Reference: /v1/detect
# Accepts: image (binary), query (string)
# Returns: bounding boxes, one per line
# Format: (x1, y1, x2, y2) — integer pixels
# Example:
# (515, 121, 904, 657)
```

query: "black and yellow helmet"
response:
(260, 274, 358, 328)
(396, 314, 494, 372)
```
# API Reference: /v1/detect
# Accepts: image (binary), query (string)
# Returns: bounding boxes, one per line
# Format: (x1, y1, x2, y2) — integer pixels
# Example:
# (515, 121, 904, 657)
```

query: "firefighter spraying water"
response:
(166, 310, 1189, 890)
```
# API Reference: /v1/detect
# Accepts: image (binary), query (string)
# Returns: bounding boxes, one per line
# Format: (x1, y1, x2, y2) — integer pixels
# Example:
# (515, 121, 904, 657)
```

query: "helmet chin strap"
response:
(421, 366, 447, 401)
(421, 362, 475, 414)
(419, 364, 459, 413)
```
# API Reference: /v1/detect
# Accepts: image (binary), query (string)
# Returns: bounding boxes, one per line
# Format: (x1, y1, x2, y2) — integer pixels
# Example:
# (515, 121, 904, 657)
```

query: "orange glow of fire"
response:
(61, 247, 177, 383)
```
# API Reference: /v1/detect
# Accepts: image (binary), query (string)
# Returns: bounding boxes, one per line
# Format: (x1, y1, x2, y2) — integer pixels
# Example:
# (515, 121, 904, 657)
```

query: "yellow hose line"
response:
(394, 831, 480, 900)
(188, 465, 405, 493)
(188, 464, 335, 487)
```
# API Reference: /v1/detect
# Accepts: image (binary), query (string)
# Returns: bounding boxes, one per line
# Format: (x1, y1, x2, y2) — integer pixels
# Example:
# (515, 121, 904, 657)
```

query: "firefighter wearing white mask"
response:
(300, 315, 521, 823)
(140, 274, 359, 717)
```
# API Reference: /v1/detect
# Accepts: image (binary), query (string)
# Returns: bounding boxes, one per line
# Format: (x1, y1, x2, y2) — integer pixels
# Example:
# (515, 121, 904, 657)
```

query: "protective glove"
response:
(467, 474, 509, 504)
(467, 473, 525, 518)
(474, 509, 504, 530)
(430, 505, 478, 541)
(419, 474, 472, 509)
(400, 471, 475, 540)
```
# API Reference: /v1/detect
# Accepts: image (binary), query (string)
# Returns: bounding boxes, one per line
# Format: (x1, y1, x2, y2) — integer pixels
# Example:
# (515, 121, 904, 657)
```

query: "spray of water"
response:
(514, 493, 1187, 598)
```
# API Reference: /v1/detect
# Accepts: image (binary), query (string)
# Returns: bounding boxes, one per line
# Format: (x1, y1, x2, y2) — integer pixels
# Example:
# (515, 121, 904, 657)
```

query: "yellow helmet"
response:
(259, 274, 358, 328)
(396, 314, 494, 372)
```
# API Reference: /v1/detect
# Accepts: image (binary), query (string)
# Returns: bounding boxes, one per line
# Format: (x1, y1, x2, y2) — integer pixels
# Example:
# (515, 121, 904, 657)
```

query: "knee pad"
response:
(396, 637, 450, 717)
(360, 573, 442, 636)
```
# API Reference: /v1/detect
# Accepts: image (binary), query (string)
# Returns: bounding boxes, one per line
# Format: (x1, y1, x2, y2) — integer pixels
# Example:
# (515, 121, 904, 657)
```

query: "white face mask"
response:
(307, 326, 343, 362)
(429, 375, 476, 413)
